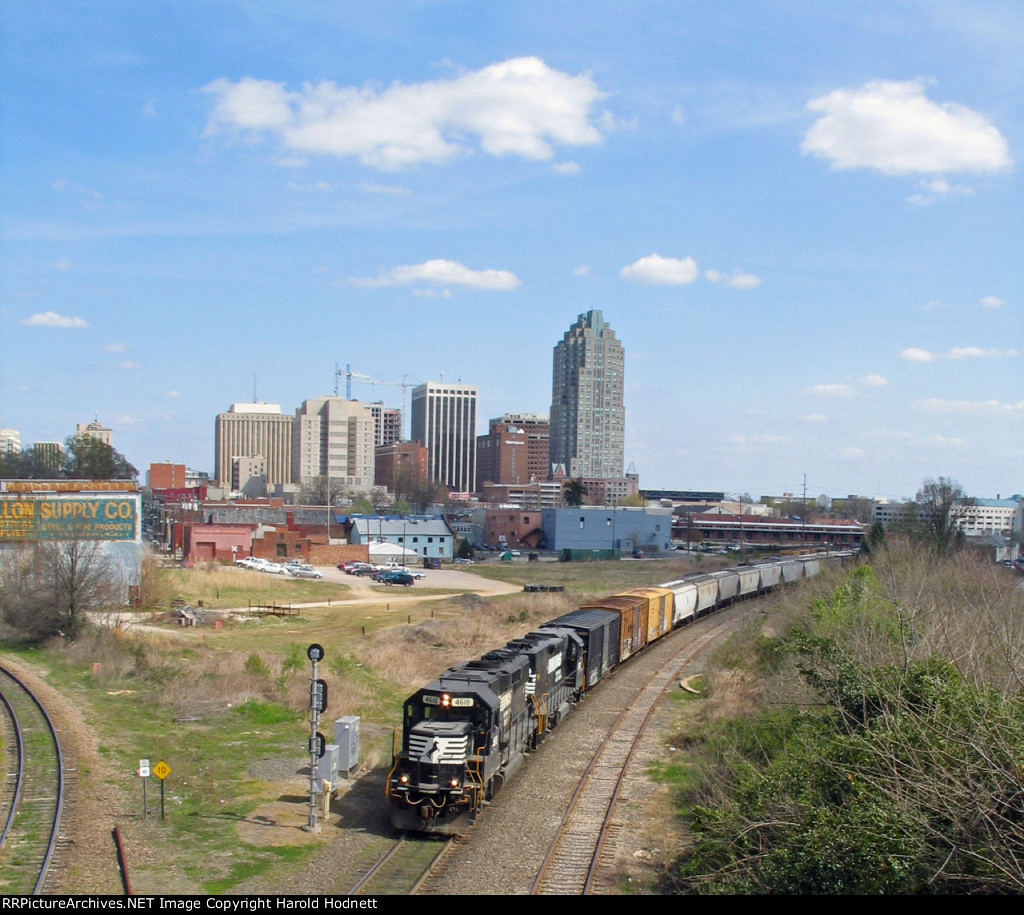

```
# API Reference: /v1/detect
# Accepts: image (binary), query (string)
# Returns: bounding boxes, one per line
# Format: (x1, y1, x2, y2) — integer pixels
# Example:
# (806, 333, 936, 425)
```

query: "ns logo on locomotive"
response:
(386, 552, 850, 834)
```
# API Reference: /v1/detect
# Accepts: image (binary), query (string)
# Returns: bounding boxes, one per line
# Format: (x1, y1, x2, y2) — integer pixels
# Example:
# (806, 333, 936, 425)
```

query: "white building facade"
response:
(410, 382, 478, 494)
(292, 397, 375, 492)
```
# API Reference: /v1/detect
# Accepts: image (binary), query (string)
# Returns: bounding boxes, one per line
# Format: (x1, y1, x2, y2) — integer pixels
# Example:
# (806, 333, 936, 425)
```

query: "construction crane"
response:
(333, 364, 417, 435)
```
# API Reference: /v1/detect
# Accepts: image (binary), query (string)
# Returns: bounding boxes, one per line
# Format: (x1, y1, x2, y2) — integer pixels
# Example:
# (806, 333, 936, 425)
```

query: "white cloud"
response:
(705, 268, 761, 289)
(166, 390, 182, 399)
(802, 79, 1011, 176)
(980, 295, 1004, 309)
(552, 161, 581, 176)
(118, 360, 141, 370)
(839, 447, 865, 459)
(55, 259, 73, 271)
(671, 105, 685, 125)
(412, 288, 452, 299)
(101, 343, 126, 353)
(900, 347, 936, 362)
(807, 383, 857, 397)
(572, 265, 590, 277)
(203, 57, 607, 171)
(927, 434, 965, 445)
(358, 181, 409, 196)
(923, 398, 1024, 415)
(901, 345, 1018, 361)
(351, 259, 520, 290)
(906, 176, 975, 206)
(621, 254, 698, 285)
(921, 300, 948, 312)
(287, 180, 332, 191)
(859, 374, 888, 387)
(117, 415, 141, 425)
(21, 311, 88, 328)
(52, 179, 103, 200)
(800, 413, 828, 423)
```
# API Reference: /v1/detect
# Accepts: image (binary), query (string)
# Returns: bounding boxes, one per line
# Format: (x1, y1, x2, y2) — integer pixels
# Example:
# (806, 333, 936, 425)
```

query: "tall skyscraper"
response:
(292, 397, 375, 491)
(214, 403, 294, 489)
(549, 310, 625, 479)
(410, 382, 478, 494)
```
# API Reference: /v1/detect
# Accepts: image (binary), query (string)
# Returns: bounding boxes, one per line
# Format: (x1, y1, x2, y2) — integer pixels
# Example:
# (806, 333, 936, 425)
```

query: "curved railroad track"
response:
(530, 617, 736, 894)
(418, 603, 751, 895)
(0, 663, 65, 894)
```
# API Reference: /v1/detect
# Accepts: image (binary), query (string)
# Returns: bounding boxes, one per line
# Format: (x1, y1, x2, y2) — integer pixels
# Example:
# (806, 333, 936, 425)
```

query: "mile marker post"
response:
(138, 759, 150, 820)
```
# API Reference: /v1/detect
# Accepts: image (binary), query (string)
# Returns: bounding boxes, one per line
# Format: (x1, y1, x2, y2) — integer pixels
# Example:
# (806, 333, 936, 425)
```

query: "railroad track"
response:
(349, 834, 454, 895)
(530, 618, 736, 895)
(0, 664, 65, 895)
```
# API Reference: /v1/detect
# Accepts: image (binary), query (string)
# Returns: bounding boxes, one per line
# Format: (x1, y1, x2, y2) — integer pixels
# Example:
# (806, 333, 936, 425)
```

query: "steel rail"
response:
(531, 618, 736, 895)
(0, 663, 66, 895)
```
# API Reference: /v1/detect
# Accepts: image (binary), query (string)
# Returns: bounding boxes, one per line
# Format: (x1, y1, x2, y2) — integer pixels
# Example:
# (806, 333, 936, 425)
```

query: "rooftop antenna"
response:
(253, 372, 258, 403)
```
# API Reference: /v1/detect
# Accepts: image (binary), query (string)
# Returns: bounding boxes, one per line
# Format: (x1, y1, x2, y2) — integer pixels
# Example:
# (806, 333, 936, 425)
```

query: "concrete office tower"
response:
(369, 402, 402, 447)
(0, 429, 20, 456)
(214, 403, 294, 488)
(76, 419, 113, 446)
(292, 397, 376, 492)
(410, 382, 478, 494)
(550, 310, 625, 479)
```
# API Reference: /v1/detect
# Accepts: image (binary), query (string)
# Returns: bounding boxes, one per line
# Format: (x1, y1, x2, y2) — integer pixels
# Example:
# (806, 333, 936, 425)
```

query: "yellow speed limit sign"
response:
(152, 760, 171, 780)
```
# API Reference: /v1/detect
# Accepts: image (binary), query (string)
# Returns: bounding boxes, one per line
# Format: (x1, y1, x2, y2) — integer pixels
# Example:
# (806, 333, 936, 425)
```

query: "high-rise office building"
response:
(214, 403, 294, 489)
(410, 382, 478, 494)
(369, 401, 402, 447)
(476, 413, 550, 489)
(292, 397, 375, 491)
(549, 310, 625, 479)
(0, 429, 20, 456)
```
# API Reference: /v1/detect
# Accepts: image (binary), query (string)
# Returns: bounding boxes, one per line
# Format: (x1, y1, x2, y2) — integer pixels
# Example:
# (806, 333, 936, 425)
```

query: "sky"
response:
(1, 1, 1020, 502)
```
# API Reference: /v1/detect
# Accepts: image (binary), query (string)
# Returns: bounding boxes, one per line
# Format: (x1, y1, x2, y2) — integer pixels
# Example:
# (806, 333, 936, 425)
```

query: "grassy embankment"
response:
(651, 545, 1024, 894)
(1, 556, 697, 893)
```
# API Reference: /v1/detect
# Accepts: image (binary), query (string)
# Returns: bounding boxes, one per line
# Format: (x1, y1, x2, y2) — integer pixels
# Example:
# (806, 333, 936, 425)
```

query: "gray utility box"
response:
(317, 743, 340, 790)
(335, 716, 360, 773)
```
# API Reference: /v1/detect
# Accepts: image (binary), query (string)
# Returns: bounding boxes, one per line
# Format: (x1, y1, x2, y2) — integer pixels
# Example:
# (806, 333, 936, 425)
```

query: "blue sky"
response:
(1, 1, 1020, 501)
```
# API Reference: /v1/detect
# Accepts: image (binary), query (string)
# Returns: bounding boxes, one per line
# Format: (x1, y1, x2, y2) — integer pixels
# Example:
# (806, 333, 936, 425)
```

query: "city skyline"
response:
(1, 3, 1020, 501)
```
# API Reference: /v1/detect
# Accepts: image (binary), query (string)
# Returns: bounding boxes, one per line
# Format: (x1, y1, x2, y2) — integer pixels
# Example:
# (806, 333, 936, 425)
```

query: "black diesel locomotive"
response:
(386, 553, 846, 834)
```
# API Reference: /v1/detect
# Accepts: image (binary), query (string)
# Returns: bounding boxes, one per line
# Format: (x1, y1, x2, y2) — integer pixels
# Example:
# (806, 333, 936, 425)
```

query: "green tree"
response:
(564, 478, 586, 507)
(63, 434, 137, 480)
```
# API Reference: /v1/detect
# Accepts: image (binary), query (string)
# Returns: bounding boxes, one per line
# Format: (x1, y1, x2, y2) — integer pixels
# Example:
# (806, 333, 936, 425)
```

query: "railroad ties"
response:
(532, 620, 734, 895)
(0, 664, 65, 895)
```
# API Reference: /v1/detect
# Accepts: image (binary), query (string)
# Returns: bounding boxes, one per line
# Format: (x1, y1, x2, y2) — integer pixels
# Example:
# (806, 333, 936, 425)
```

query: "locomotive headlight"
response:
(441, 693, 451, 707)
(399, 774, 409, 785)
(449, 778, 460, 789)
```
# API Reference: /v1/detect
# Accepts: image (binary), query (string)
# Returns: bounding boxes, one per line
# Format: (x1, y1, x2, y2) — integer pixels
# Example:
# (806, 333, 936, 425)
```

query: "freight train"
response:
(386, 551, 851, 834)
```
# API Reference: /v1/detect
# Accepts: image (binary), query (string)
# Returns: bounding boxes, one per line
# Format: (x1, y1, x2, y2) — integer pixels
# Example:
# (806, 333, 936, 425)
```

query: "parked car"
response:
(375, 570, 414, 587)
(288, 566, 322, 579)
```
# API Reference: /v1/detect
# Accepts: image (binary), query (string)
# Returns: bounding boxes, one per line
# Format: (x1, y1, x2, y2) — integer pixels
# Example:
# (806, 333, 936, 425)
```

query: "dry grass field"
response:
(9, 556, 698, 893)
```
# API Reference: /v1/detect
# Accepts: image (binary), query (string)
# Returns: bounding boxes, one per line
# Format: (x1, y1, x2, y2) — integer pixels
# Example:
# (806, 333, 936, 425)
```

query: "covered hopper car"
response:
(386, 550, 851, 834)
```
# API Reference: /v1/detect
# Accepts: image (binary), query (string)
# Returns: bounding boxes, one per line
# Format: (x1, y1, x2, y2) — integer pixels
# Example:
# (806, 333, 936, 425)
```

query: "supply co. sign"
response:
(0, 495, 139, 541)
